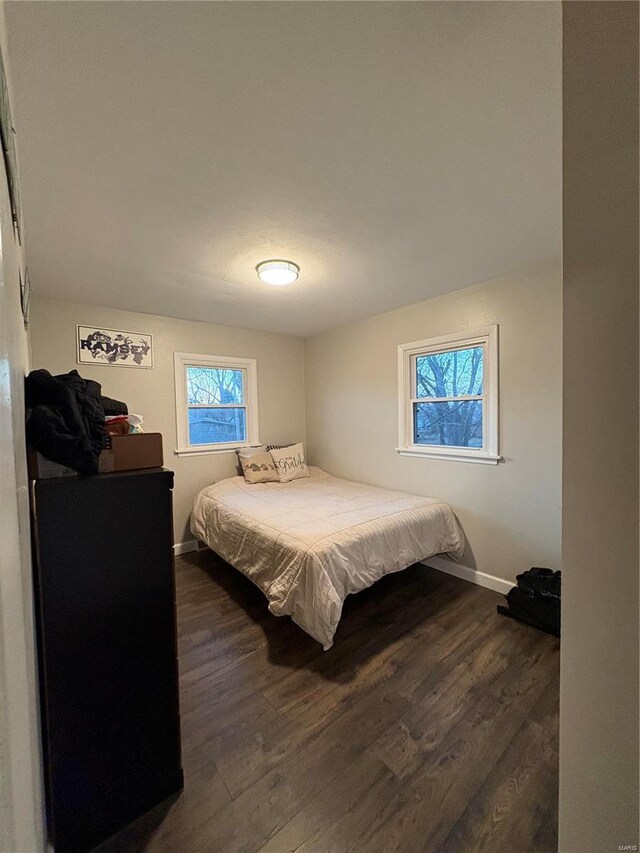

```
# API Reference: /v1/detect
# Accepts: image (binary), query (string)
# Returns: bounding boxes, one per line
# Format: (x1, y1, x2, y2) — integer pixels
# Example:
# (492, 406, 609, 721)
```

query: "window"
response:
(397, 326, 500, 464)
(174, 352, 259, 455)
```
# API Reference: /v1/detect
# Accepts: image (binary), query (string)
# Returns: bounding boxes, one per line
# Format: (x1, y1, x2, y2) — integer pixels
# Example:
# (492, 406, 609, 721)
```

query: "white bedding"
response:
(190, 467, 465, 650)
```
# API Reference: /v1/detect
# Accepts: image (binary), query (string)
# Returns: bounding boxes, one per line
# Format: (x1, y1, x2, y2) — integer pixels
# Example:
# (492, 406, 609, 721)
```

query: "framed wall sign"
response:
(77, 325, 154, 369)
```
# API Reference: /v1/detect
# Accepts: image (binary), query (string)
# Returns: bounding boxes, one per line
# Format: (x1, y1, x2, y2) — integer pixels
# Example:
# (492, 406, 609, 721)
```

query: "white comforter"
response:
(190, 467, 465, 650)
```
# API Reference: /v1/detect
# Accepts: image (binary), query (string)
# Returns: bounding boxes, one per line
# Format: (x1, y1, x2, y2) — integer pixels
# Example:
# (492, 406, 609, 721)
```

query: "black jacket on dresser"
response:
(25, 369, 127, 474)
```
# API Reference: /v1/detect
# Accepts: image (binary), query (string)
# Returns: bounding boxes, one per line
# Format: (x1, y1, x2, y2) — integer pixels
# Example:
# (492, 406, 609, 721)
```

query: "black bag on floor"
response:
(497, 567, 561, 637)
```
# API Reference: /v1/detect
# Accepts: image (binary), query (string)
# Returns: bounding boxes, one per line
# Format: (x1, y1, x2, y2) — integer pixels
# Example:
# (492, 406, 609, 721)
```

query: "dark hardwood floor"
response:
(106, 549, 559, 853)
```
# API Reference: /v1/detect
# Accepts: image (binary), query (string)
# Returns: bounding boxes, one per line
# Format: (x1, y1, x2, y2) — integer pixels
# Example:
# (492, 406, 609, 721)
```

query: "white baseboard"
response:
(423, 554, 513, 595)
(173, 539, 200, 556)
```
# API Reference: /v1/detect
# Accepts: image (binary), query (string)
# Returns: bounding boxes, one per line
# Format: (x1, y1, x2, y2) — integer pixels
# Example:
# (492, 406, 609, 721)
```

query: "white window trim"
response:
(396, 325, 501, 464)
(174, 352, 260, 456)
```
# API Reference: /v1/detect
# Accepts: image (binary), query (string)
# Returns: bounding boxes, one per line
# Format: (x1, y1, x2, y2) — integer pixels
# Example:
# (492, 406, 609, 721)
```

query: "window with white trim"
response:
(174, 352, 259, 455)
(397, 326, 500, 464)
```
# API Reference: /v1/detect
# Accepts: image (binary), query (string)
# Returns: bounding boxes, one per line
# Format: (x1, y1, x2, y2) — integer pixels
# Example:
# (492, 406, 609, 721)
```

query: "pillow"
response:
(236, 445, 266, 457)
(238, 451, 279, 484)
(269, 442, 310, 483)
(266, 443, 293, 452)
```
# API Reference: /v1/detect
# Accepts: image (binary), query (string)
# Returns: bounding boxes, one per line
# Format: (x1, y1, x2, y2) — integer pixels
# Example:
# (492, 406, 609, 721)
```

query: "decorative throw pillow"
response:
(236, 445, 266, 457)
(238, 451, 279, 484)
(266, 443, 292, 452)
(269, 442, 310, 483)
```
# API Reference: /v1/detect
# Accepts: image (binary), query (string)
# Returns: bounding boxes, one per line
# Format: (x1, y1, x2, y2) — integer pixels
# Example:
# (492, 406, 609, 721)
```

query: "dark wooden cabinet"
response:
(31, 469, 183, 853)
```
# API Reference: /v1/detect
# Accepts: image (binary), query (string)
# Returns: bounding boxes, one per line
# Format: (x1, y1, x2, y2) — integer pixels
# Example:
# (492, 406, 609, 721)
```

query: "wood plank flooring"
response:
(104, 549, 559, 853)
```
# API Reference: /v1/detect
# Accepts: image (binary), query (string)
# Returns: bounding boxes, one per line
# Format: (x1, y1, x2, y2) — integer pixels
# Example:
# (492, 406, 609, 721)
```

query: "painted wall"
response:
(0, 3, 44, 849)
(560, 3, 639, 850)
(304, 261, 562, 586)
(28, 298, 306, 545)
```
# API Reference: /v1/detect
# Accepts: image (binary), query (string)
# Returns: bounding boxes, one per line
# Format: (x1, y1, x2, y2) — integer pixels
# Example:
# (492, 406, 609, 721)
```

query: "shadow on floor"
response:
(182, 548, 475, 684)
(91, 794, 178, 853)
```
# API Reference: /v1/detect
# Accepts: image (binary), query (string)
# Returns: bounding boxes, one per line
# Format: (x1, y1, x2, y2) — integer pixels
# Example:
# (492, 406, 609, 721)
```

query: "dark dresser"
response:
(30, 469, 183, 853)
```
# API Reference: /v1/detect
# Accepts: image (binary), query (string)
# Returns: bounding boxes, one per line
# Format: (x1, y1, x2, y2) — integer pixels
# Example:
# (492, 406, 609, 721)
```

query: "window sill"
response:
(175, 443, 260, 458)
(396, 447, 502, 465)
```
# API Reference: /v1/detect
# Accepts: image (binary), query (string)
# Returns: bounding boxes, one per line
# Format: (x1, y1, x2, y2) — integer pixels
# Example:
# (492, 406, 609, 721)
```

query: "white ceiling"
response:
(5, 1, 561, 337)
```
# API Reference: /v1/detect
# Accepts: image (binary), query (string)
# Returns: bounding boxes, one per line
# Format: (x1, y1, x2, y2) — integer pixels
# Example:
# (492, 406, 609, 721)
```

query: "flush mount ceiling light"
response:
(256, 259, 300, 286)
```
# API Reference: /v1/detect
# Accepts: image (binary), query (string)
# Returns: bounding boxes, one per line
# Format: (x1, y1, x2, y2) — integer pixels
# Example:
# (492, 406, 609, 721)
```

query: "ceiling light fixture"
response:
(256, 259, 300, 286)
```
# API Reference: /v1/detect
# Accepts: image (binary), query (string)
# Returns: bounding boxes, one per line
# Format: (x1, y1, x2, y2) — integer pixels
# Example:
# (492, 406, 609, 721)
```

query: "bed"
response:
(190, 466, 465, 650)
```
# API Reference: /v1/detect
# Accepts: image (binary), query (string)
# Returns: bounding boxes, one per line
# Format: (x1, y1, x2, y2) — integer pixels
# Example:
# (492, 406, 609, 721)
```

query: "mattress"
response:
(190, 467, 465, 650)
